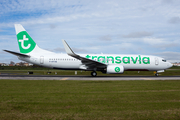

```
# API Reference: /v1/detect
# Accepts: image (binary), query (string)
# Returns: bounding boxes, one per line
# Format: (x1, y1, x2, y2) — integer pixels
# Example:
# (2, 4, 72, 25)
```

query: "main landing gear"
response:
(91, 71, 97, 77)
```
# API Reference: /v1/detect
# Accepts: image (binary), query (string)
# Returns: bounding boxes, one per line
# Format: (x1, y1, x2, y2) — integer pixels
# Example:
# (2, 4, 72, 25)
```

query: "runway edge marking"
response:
(61, 77, 69, 80)
(140, 78, 152, 80)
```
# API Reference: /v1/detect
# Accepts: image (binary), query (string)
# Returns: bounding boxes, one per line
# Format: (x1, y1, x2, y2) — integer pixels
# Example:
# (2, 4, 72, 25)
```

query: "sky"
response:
(0, 0, 180, 63)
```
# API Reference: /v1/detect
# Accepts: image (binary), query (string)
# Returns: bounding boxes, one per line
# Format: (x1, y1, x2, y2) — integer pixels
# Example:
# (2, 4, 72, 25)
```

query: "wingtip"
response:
(62, 39, 67, 44)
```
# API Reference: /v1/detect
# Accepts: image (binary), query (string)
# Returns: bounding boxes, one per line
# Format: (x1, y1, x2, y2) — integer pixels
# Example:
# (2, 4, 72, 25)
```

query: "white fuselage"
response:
(19, 51, 172, 71)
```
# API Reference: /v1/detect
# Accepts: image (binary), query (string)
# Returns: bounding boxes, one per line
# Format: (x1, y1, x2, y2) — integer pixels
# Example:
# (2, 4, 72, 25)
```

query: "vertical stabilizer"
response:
(15, 24, 39, 54)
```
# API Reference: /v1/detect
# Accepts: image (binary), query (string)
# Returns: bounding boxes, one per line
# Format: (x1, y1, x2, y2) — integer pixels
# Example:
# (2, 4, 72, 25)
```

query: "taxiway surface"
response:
(0, 74, 180, 80)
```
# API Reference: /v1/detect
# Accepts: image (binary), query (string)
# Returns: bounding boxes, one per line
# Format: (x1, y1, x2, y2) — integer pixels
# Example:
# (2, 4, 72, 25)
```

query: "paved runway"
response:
(0, 74, 180, 80)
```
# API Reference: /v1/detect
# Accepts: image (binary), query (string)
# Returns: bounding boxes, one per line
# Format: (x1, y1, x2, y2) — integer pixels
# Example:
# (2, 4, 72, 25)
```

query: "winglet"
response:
(62, 39, 76, 56)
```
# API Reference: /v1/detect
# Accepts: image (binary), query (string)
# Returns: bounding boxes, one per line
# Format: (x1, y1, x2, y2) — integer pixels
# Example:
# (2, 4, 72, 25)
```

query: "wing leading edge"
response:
(62, 40, 107, 70)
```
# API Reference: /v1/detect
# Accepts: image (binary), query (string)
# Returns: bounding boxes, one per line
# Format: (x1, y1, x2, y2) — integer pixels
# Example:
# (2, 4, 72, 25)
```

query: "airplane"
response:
(4, 24, 173, 77)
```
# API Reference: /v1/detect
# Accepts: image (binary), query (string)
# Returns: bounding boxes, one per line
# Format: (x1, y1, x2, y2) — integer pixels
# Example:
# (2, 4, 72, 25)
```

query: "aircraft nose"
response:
(168, 62, 173, 68)
(170, 63, 173, 67)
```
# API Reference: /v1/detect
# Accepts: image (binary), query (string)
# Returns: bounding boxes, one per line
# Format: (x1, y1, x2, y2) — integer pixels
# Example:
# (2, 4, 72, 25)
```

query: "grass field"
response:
(0, 80, 180, 120)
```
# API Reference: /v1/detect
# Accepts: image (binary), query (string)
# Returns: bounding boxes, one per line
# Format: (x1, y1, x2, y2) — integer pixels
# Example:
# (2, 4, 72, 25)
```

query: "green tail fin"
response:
(15, 24, 36, 54)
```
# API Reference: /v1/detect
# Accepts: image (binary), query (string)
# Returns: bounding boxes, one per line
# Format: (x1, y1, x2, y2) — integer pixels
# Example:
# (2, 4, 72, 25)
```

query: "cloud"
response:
(156, 43, 179, 49)
(0, 1, 82, 15)
(52, 47, 89, 53)
(49, 24, 58, 29)
(168, 17, 180, 24)
(154, 51, 180, 62)
(99, 35, 112, 41)
(161, 0, 173, 4)
(0, 51, 6, 54)
(143, 37, 180, 50)
(72, 48, 89, 53)
(52, 47, 65, 52)
(143, 37, 165, 45)
(1, 0, 180, 62)
(0, 12, 101, 28)
(123, 31, 153, 38)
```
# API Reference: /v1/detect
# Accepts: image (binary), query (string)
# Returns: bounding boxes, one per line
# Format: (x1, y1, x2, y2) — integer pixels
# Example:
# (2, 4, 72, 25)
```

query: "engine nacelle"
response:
(106, 64, 124, 74)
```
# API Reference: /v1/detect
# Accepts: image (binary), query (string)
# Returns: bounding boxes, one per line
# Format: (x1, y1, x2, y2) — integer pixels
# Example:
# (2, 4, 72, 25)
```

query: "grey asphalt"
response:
(0, 74, 180, 80)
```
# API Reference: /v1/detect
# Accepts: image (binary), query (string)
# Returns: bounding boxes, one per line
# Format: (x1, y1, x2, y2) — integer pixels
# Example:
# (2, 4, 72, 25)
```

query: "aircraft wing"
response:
(3, 50, 30, 57)
(62, 40, 107, 69)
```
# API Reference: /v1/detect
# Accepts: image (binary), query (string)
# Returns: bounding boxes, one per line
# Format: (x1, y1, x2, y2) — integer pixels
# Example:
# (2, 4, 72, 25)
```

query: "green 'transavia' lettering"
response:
(142, 57, 150, 64)
(115, 56, 121, 64)
(123, 57, 130, 64)
(131, 57, 138, 64)
(85, 55, 150, 64)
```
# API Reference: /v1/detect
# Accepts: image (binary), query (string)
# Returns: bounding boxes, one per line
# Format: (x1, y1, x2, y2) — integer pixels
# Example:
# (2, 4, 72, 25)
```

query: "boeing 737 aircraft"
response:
(4, 24, 173, 76)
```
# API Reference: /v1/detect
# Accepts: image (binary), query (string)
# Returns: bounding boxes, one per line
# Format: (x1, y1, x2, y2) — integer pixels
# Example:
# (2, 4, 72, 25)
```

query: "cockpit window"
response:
(162, 59, 166, 62)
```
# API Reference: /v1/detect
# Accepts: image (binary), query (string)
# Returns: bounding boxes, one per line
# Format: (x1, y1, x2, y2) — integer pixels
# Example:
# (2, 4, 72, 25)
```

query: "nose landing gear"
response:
(155, 73, 159, 77)
(154, 71, 159, 77)
(154, 70, 164, 77)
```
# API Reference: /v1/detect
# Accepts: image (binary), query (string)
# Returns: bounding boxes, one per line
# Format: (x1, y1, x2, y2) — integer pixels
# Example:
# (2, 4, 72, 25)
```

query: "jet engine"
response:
(106, 64, 124, 74)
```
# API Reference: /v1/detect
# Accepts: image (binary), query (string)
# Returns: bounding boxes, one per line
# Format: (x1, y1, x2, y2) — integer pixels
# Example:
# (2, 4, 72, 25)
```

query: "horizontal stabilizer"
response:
(3, 50, 30, 57)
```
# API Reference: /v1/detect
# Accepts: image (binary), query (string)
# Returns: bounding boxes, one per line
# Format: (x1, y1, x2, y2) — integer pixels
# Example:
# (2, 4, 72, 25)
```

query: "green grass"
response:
(0, 80, 180, 119)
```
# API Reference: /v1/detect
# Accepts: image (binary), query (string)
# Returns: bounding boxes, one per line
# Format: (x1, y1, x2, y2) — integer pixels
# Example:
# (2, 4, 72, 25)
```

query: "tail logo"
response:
(19, 35, 31, 49)
(17, 31, 36, 54)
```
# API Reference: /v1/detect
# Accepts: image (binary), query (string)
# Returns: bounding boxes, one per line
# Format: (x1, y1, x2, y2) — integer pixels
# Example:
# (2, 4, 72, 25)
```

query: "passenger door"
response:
(155, 57, 159, 65)
(40, 56, 44, 64)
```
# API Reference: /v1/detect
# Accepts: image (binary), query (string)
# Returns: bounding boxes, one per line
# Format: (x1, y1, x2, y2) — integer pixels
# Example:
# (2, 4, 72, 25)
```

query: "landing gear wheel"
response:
(155, 73, 159, 77)
(91, 71, 97, 77)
